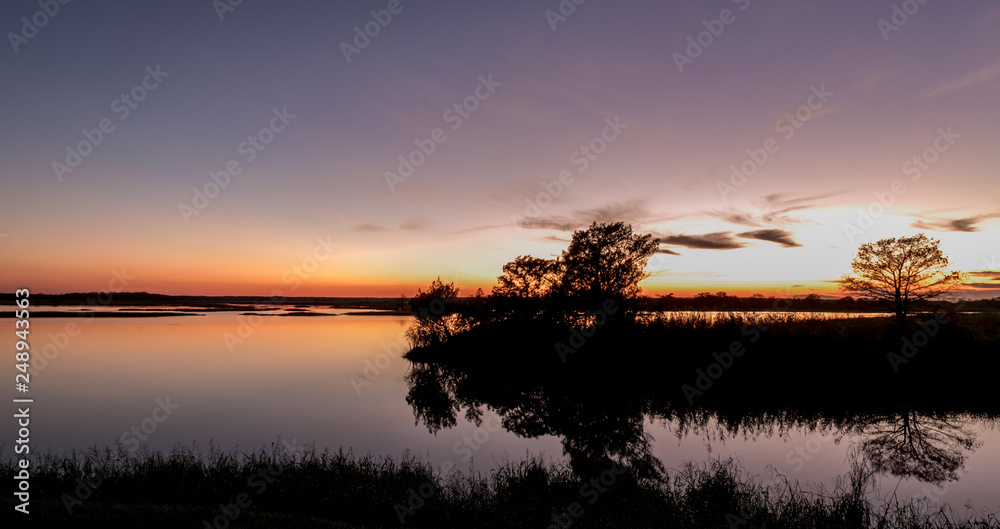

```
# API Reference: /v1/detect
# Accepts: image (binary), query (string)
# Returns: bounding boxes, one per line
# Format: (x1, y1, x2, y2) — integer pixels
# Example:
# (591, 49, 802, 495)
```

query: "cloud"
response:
(759, 192, 837, 214)
(910, 212, 1000, 232)
(400, 217, 430, 231)
(775, 101, 840, 124)
(516, 216, 584, 232)
(737, 229, 802, 247)
(655, 247, 682, 255)
(965, 270, 1000, 289)
(660, 232, 744, 250)
(450, 224, 508, 234)
(539, 235, 572, 244)
(507, 199, 675, 234)
(708, 192, 834, 228)
(353, 217, 431, 233)
(926, 61, 1000, 96)
(352, 223, 388, 232)
(707, 210, 763, 227)
(571, 200, 671, 226)
(966, 283, 1000, 290)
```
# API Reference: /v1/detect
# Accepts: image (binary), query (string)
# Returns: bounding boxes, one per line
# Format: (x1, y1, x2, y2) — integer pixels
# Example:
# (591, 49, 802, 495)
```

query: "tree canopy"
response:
(492, 222, 659, 303)
(556, 222, 659, 299)
(839, 234, 962, 323)
(492, 255, 560, 298)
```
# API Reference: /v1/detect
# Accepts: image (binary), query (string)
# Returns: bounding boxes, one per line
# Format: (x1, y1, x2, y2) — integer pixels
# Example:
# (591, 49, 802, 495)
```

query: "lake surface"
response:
(7, 310, 999, 513)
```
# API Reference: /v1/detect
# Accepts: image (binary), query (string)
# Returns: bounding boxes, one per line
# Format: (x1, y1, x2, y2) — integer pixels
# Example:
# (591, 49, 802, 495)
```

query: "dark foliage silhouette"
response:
(840, 234, 963, 324)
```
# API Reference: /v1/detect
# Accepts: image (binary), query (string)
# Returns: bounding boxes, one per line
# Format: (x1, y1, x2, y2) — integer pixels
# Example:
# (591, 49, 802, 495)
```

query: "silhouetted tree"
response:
(840, 234, 962, 324)
(557, 222, 659, 302)
(408, 277, 461, 347)
(492, 255, 561, 298)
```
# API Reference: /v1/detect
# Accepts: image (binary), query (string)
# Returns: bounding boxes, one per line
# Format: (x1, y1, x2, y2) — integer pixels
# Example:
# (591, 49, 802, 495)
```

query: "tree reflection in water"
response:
(856, 409, 979, 484)
(405, 361, 664, 481)
(405, 359, 990, 485)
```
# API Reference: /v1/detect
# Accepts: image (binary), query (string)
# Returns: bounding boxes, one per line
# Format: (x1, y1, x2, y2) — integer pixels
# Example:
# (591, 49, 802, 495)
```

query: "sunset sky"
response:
(1, 0, 998, 298)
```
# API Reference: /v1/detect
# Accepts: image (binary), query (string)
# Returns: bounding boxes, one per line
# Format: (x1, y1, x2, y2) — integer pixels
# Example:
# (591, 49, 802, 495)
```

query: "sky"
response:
(1, 0, 998, 298)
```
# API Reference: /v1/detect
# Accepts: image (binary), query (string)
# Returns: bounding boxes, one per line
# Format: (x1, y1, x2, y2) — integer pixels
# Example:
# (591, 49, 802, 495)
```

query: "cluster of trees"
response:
(406, 222, 657, 346)
(409, 225, 971, 338)
(492, 221, 659, 300)
(410, 221, 657, 311)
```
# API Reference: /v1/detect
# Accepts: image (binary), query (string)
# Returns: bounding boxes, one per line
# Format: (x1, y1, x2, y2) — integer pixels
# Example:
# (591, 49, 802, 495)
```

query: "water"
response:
(7, 311, 999, 512)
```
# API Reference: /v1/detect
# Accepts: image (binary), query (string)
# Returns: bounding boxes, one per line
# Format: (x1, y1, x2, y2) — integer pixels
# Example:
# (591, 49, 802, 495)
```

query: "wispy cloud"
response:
(660, 232, 744, 250)
(352, 217, 431, 233)
(964, 269, 1000, 291)
(774, 101, 840, 124)
(400, 217, 430, 231)
(707, 210, 764, 227)
(926, 61, 1000, 96)
(503, 199, 675, 234)
(759, 192, 837, 215)
(966, 283, 1000, 290)
(352, 223, 388, 233)
(516, 216, 584, 232)
(737, 229, 802, 247)
(708, 192, 834, 228)
(450, 224, 508, 234)
(911, 212, 1000, 232)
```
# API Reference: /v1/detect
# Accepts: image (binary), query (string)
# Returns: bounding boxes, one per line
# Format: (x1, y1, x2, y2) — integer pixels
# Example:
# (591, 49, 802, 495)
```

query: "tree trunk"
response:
(894, 289, 905, 325)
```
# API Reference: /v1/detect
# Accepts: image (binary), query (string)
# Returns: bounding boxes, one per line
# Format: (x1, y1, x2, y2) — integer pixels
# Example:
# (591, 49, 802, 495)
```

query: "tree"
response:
(407, 278, 460, 347)
(840, 234, 963, 324)
(557, 222, 659, 300)
(492, 255, 560, 298)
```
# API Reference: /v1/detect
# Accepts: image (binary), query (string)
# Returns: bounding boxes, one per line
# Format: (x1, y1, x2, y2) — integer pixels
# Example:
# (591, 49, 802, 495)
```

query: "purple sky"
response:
(1, 0, 998, 297)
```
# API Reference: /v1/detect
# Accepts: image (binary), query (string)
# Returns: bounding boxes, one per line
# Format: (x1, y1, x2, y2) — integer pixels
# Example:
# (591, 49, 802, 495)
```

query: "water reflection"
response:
(405, 361, 664, 480)
(405, 360, 992, 485)
(856, 409, 980, 484)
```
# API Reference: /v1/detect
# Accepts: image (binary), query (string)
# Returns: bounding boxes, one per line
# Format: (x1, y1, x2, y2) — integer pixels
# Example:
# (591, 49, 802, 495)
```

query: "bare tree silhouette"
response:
(840, 234, 962, 324)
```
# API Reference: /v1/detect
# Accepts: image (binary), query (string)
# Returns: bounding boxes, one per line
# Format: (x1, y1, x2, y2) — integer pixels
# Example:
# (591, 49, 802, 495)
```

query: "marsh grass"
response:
(406, 311, 1000, 409)
(3, 441, 998, 528)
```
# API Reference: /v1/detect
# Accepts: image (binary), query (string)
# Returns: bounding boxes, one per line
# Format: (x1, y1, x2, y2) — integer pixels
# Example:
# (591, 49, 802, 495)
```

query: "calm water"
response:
(7, 311, 999, 512)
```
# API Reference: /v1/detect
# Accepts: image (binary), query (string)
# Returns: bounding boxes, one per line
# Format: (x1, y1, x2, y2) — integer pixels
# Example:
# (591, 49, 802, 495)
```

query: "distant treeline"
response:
(632, 292, 1000, 313)
(4, 291, 998, 313)
(1, 292, 407, 311)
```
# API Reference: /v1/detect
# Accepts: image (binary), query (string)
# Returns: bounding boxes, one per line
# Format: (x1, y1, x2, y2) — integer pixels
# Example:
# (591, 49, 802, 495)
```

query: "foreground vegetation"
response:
(3, 442, 998, 528)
